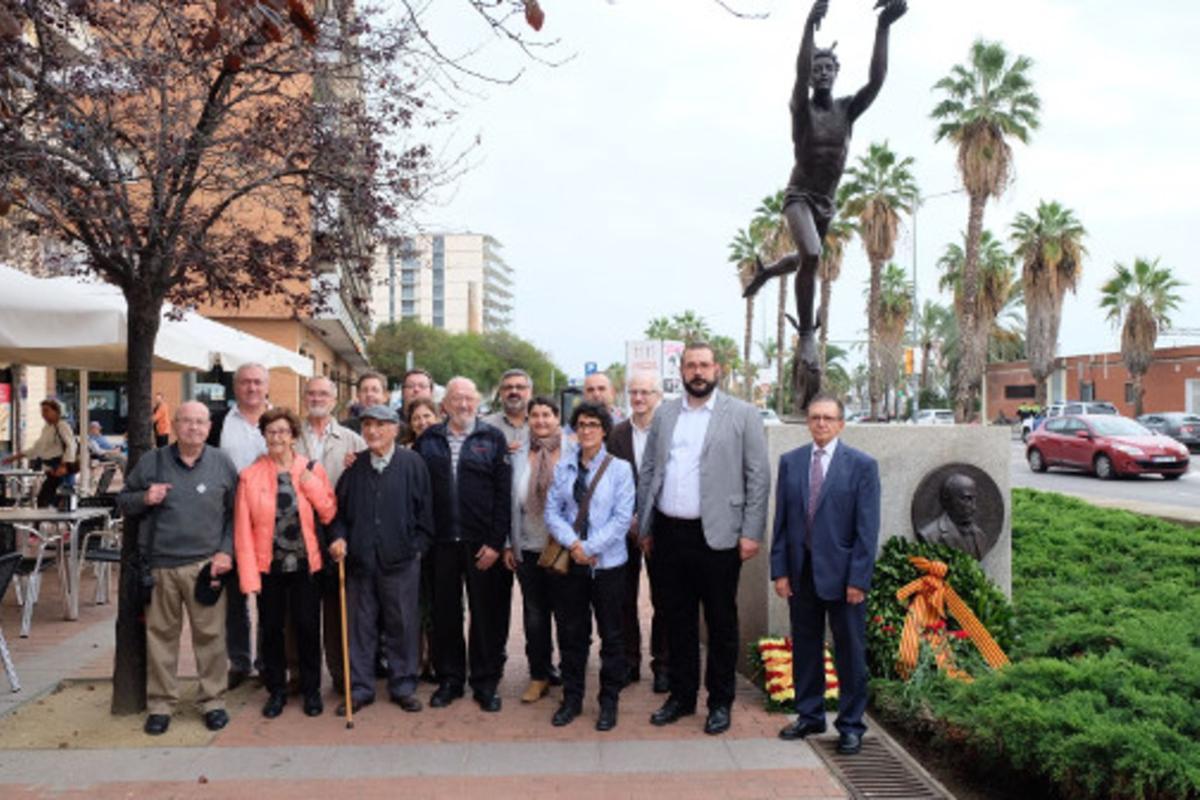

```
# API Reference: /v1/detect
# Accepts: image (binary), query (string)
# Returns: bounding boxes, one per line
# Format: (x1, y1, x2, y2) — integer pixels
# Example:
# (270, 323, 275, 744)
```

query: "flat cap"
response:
(360, 404, 400, 424)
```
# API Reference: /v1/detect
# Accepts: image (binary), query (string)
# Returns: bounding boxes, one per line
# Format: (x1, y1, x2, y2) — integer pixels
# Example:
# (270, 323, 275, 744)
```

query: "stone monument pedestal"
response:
(737, 423, 1011, 674)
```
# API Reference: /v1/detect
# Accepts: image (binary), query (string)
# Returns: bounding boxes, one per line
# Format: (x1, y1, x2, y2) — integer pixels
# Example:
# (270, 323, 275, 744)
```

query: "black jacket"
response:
(413, 421, 511, 552)
(328, 447, 433, 574)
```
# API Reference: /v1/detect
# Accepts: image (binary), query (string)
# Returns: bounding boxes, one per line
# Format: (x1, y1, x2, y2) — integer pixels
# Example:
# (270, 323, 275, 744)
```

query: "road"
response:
(1008, 440, 1200, 519)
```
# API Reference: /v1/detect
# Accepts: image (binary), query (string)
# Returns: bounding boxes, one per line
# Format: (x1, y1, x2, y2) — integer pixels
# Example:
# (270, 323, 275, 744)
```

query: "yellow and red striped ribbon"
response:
(895, 557, 1010, 682)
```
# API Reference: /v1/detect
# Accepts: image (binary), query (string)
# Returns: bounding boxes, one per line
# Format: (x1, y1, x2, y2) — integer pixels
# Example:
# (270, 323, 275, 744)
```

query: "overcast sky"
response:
(414, 0, 1200, 381)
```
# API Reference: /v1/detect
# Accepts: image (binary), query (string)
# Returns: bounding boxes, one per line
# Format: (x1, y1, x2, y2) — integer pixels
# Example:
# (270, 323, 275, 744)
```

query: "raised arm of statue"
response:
(791, 0, 828, 112)
(848, 0, 906, 122)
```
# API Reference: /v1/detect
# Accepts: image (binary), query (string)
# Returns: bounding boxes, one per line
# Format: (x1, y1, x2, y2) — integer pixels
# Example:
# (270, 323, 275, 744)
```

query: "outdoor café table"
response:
(0, 469, 44, 508)
(0, 507, 112, 621)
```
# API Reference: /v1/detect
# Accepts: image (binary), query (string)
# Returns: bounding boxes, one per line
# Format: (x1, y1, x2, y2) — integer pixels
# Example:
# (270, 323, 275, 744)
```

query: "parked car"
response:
(1026, 414, 1190, 480)
(1137, 412, 1200, 453)
(912, 409, 954, 425)
(1021, 401, 1119, 442)
(759, 408, 783, 426)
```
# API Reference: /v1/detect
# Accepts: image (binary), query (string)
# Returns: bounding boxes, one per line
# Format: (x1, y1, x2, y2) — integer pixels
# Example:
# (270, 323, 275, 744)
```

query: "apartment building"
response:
(372, 233, 514, 334)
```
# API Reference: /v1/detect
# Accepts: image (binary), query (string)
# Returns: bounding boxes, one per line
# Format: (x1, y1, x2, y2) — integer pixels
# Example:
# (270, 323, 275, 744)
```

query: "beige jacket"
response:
(295, 418, 366, 488)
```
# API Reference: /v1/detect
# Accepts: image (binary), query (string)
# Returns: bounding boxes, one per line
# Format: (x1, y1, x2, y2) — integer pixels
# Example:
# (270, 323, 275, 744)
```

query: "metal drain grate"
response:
(810, 736, 949, 799)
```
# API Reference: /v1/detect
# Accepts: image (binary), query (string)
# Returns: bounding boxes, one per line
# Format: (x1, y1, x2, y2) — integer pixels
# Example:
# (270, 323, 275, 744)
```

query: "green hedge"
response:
(873, 490, 1200, 800)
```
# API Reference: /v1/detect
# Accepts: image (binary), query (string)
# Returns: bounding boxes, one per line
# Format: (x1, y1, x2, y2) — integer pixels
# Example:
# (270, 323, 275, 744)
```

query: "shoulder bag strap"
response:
(572, 454, 614, 539)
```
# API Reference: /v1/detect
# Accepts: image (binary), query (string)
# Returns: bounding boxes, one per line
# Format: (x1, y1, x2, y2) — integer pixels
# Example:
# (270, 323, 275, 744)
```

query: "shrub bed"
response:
(872, 490, 1200, 800)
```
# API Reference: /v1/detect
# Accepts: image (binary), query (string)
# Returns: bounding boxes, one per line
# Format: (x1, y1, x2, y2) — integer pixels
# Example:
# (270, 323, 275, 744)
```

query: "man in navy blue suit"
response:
(769, 393, 880, 755)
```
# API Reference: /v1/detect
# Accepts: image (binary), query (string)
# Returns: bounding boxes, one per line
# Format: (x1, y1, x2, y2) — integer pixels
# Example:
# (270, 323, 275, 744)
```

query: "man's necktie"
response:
(806, 448, 826, 547)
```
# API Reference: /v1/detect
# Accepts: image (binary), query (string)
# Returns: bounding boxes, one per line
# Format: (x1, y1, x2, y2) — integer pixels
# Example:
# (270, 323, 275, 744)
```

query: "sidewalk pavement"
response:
(1, 563, 850, 799)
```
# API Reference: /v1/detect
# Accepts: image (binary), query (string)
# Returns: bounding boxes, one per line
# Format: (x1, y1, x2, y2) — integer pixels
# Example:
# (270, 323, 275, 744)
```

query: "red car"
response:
(1026, 414, 1191, 480)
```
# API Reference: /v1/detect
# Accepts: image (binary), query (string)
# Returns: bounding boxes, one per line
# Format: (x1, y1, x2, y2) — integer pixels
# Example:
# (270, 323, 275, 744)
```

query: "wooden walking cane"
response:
(338, 558, 354, 729)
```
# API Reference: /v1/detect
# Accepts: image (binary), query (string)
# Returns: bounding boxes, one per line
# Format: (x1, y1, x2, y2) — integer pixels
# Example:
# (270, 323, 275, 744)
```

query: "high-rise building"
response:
(372, 233, 513, 334)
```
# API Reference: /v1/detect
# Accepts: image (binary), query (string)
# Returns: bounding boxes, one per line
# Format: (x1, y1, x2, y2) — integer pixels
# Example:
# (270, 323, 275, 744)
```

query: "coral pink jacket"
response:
(234, 454, 337, 594)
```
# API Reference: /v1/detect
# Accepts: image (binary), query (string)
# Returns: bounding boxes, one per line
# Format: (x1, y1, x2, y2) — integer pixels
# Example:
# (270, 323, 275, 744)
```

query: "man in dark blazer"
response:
(637, 343, 770, 735)
(607, 371, 668, 692)
(770, 393, 880, 755)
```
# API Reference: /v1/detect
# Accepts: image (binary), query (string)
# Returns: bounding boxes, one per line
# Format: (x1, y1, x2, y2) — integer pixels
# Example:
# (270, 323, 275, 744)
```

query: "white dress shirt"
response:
(219, 406, 267, 473)
(656, 392, 716, 519)
(631, 417, 652, 472)
(810, 437, 839, 481)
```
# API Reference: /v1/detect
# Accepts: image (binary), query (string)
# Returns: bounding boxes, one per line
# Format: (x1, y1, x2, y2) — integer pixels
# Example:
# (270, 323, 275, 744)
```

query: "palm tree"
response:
(729, 226, 763, 400)
(670, 310, 712, 344)
(645, 316, 674, 340)
(1099, 258, 1185, 416)
(817, 218, 856, 374)
(938, 229, 1018, 417)
(753, 190, 790, 414)
(710, 334, 742, 393)
(823, 342, 852, 399)
(915, 300, 953, 394)
(988, 277, 1026, 363)
(1010, 200, 1086, 407)
(873, 263, 914, 418)
(932, 39, 1040, 421)
(838, 141, 918, 419)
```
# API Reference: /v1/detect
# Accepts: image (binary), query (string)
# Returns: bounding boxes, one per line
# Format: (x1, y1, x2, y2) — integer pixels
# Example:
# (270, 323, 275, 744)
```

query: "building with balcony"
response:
(371, 233, 513, 334)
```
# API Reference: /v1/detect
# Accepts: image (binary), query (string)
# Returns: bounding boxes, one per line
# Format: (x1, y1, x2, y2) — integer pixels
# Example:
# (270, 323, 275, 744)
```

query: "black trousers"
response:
(431, 541, 513, 695)
(321, 571, 345, 688)
(516, 550, 556, 681)
(655, 512, 741, 710)
(552, 562, 626, 708)
(621, 535, 670, 677)
(259, 569, 322, 697)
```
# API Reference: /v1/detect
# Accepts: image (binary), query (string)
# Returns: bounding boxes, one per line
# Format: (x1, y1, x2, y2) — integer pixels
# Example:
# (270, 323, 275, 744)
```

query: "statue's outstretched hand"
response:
(877, 0, 907, 27)
(808, 0, 829, 27)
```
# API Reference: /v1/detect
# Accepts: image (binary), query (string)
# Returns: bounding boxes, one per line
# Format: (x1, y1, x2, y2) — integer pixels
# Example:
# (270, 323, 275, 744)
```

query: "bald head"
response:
(174, 401, 212, 449)
(583, 372, 614, 411)
(443, 376, 479, 433)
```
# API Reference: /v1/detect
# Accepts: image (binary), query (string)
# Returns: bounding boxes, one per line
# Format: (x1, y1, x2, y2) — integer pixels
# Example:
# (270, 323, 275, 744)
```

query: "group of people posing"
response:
(119, 340, 880, 757)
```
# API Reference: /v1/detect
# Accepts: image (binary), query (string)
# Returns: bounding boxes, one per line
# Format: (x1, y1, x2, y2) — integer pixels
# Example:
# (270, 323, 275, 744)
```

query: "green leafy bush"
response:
(873, 490, 1200, 800)
(866, 536, 1015, 680)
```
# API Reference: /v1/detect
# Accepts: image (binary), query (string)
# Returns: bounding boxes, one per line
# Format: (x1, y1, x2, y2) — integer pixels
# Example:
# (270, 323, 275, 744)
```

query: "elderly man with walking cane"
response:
(327, 405, 434, 716)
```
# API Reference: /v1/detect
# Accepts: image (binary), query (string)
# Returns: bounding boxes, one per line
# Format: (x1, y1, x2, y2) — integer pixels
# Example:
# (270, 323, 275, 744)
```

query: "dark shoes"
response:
(391, 694, 423, 712)
(335, 696, 374, 717)
(704, 706, 732, 736)
(596, 704, 618, 732)
(262, 691, 287, 719)
(837, 732, 863, 755)
(652, 672, 670, 695)
(144, 714, 170, 736)
(430, 684, 464, 708)
(551, 703, 581, 727)
(227, 669, 250, 691)
(474, 691, 502, 713)
(649, 698, 696, 727)
(547, 667, 563, 687)
(303, 693, 324, 717)
(204, 708, 230, 731)
(779, 719, 827, 740)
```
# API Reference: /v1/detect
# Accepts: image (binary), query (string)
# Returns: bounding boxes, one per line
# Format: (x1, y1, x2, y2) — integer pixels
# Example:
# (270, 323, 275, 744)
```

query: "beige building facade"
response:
(371, 233, 513, 334)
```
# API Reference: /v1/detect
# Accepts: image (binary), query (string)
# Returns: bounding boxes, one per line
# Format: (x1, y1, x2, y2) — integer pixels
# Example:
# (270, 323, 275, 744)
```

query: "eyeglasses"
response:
(264, 428, 293, 438)
(575, 420, 604, 431)
(808, 415, 841, 424)
(501, 383, 529, 393)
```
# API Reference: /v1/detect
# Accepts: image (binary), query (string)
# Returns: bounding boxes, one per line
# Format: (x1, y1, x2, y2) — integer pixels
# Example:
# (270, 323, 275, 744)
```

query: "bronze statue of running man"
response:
(742, 0, 907, 412)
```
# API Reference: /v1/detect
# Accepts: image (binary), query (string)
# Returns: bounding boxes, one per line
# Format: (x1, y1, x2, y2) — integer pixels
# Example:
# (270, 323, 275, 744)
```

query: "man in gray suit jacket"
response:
(637, 342, 770, 735)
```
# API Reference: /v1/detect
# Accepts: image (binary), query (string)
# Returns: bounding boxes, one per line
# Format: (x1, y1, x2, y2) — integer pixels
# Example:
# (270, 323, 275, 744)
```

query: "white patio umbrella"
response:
(0, 264, 313, 489)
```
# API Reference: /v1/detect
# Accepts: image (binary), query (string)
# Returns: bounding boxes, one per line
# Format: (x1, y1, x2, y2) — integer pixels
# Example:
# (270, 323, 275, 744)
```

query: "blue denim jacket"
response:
(544, 443, 635, 570)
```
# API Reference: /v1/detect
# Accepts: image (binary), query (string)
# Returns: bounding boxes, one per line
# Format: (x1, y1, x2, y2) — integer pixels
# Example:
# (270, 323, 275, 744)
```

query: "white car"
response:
(912, 409, 955, 425)
(759, 408, 783, 426)
(1021, 401, 1118, 442)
